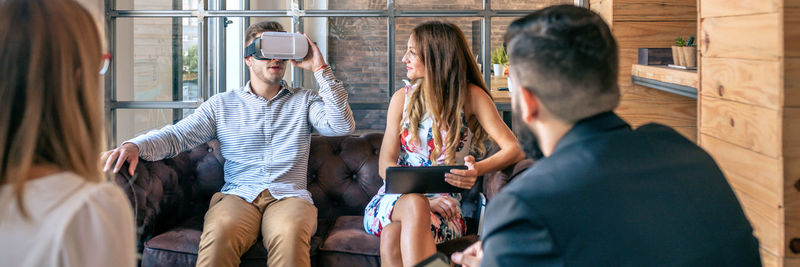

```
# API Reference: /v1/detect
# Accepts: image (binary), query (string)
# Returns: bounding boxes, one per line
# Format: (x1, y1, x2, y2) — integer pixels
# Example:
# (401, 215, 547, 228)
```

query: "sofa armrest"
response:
(113, 158, 187, 247)
(482, 158, 535, 200)
(113, 141, 226, 250)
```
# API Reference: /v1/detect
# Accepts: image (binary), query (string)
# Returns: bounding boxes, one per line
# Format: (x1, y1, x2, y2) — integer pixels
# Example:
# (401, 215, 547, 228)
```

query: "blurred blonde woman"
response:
(0, 0, 136, 266)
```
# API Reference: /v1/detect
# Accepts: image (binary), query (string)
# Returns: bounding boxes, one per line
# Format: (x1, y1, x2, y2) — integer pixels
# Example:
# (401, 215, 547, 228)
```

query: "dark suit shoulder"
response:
(502, 122, 719, 206)
(481, 191, 563, 267)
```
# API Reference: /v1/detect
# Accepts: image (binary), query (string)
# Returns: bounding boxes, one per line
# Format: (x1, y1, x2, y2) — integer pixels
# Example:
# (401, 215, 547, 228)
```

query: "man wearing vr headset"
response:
(101, 21, 355, 267)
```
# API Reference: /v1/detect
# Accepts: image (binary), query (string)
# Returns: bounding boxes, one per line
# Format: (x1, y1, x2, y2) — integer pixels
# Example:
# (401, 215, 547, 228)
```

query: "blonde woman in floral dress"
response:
(364, 21, 524, 267)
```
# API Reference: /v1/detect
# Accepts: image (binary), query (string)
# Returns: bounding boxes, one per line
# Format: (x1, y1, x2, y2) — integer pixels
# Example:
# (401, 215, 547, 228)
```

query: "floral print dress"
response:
(363, 84, 473, 244)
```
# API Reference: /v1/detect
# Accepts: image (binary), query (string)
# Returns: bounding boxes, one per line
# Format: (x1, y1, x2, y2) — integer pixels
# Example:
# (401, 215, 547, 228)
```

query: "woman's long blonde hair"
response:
(0, 0, 106, 215)
(404, 21, 491, 165)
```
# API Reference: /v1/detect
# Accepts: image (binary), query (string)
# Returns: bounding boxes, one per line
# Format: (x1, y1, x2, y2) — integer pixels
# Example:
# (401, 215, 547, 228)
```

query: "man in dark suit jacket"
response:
(452, 5, 761, 267)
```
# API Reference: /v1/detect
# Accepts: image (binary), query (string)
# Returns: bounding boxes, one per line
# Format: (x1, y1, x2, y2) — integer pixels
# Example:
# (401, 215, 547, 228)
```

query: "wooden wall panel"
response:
(702, 134, 783, 255)
(700, 0, 780, 18)
(727, 171, 780, 213)
(788, 0, 800, 10)
(787, 59, 800, 108)
(785, 257, 800, 267)
(699, 0, 793, 263)
(785, 108, 800, 160)
(762, 248, 780, 267)
(732, 186, 783, 256)
(700, 13, 781, 61)
(620, 80, 700, 101)
(620, 83, 699, 102)
(613, 0, 696, 21)
(784, 2, 800, 259)
(616, 100, 697, 127)
(783, 108, 800, 259)
(590, 0, 613, 27)
(784, 5, 800, 260)
(672, 126, 698, 142)
(700, 97, 781, 157)
(614, 21, 698, 48)
(701, 58, 781, 109)
(786, 179, 800, 260)
(786, 4, 800, 58)
(699, 134, 782, 204)
(785, 1, 800, 259)
(786, 220, 800, 260)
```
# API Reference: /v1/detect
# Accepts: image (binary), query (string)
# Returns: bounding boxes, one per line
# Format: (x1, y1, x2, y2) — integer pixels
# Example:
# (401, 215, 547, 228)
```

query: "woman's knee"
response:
(393, 194, 431, 222)
(399, 194, 429, 208)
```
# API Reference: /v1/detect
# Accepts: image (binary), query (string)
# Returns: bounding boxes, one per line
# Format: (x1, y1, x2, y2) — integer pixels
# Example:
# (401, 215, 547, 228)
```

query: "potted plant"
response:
(672, 37, 685, 66)
(491, 46, 508, 77)
(682, 36, 697, 68)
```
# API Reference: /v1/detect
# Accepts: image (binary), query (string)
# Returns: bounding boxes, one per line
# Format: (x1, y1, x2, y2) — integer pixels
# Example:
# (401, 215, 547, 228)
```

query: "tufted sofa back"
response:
(306, 133, 384, 219)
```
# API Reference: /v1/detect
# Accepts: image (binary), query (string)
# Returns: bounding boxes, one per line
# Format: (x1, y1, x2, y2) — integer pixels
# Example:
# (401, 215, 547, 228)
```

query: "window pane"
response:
(396, 0, 481, 10)
(115, 18, 200, 102)
(310, 17, 389, 103)
(243, 0, 288, 10)
(115, 109, 194, 145)
(234, 0, 387, 10)
(492, 0, 574, 10)
(394, 17, 482, 90)
(488, 17, 515, 100)
(307, 0, 388, 10)
(115, 0, 200, 10)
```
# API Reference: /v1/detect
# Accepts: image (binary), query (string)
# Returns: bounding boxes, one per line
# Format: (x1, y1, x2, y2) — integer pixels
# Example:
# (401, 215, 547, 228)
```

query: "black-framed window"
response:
(105, 0, 583, 144)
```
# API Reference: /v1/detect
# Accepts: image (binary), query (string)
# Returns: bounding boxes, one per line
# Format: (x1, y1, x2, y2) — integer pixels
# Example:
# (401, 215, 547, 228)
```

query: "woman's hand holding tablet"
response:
(445, 155, 479, 189)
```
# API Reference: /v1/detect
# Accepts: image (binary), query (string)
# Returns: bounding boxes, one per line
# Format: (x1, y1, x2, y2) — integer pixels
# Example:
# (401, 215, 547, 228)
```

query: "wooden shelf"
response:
(490, 75, 511, 103)
(631, 64, 698, 99)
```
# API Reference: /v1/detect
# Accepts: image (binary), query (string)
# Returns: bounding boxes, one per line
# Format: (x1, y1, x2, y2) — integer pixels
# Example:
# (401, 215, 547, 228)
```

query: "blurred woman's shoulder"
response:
(0, 172, 135, 267)
(1, 172, 130, 221)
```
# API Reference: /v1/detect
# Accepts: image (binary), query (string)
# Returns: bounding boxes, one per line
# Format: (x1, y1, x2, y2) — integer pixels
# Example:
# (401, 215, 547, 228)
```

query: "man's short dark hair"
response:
(506, 5, 619, 123)
(245, 21, 285, 46)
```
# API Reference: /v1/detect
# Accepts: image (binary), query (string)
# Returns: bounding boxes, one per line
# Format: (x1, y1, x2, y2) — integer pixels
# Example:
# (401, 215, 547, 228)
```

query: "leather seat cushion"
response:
(319, 215, 480, 257)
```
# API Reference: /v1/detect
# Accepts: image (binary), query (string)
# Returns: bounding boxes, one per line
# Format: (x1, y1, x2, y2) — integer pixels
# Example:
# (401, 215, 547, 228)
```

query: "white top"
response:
(0, 172, 137, 267)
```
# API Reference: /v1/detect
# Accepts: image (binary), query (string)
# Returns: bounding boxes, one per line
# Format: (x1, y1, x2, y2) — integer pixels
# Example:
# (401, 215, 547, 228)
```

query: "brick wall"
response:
(327, 17, 389, 104)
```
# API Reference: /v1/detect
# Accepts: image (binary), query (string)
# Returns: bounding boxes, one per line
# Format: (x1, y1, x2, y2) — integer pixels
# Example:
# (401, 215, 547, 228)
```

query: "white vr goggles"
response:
(244, 32, 309, 61)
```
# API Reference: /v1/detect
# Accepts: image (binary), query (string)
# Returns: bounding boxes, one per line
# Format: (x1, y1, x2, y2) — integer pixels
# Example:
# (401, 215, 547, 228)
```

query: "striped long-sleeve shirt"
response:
(126, 66, 355, 203)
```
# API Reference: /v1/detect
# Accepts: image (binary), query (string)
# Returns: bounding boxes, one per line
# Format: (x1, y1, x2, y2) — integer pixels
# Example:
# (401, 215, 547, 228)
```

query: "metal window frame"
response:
(105, 0, 587, 143)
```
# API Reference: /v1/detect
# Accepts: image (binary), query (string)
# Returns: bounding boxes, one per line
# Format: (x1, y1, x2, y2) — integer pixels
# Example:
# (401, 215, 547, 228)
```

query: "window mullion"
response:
(387, 0, 395, 98)
(105, 0, 116, 148)
(482, 0, 492, 92)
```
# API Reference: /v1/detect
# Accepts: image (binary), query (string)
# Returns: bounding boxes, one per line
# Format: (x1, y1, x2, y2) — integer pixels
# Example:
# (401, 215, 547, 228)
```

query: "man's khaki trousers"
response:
(196, 189, 317, 267)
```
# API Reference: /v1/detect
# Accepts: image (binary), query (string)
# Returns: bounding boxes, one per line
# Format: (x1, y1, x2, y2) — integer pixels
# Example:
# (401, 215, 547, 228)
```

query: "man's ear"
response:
(519, 87, 539, 124)
(245, 56, 253, 68)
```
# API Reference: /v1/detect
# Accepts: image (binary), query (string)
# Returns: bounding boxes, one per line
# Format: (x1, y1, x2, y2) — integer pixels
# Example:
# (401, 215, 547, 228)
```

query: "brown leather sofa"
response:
(113, 133, 533, 267)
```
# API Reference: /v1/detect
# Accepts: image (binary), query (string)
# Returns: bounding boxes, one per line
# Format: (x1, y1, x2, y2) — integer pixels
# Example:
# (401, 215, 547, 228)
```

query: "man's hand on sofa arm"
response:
(102, 142, 140, 175)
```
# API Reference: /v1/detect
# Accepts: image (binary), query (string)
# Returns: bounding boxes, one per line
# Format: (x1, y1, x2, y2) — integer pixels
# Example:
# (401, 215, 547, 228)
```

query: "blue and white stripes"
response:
(127, 66, 355, 203)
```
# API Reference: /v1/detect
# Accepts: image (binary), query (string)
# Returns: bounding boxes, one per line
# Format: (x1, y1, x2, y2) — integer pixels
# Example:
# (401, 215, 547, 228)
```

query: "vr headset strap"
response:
(244, 37, 262, 59)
